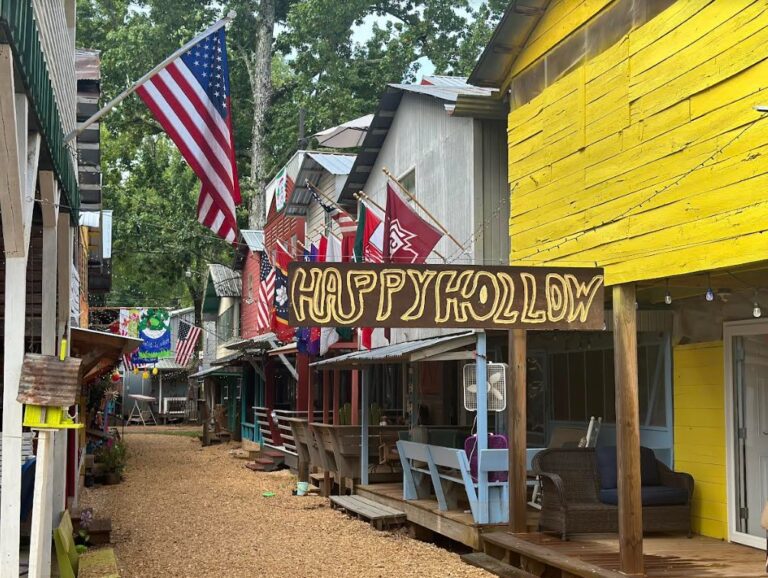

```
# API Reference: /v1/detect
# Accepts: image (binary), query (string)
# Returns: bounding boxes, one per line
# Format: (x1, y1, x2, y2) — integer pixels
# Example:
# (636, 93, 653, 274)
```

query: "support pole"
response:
(28, 430, 54, 578)
(322, 370, 331, 495)
(360, 367, 370, 486)
(476, 331, 489, 524)
(0, 259, 28, 576)
(351, 370, 360, 425)
(613, 284, 643, 575)
(332, 370, 340, 425)
(508, 329, 527, 532)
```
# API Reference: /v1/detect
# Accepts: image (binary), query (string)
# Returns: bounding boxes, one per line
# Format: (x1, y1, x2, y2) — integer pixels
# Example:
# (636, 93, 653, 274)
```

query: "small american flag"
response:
(257, 251, 275, 331)
(136, 27, 240, 243)
(175, 321, 202, 367)
(122, 352, 135, 372)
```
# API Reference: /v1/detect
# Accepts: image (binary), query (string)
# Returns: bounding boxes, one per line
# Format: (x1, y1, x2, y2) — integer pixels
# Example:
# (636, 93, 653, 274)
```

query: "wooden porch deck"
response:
(481, 530, 766, 578)
(356, 482, 538, 550)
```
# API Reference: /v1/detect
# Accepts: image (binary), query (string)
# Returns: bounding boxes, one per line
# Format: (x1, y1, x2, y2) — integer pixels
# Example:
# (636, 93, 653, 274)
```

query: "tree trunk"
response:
(248, 0, 275, 230)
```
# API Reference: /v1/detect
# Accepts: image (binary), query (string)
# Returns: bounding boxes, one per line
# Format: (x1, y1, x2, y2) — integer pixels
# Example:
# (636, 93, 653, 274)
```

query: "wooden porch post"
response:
(53, 214, 72, 521)
(360, 366, 370, 485)
(508, 329, 527, 532)
(351, 369, 360, 425)
(322, 370, 331, 495)
(613, 284, 644, 575)
(0, 59, 38, 575)
(28, 172, 58, 578)
(332, 370, 340, 425)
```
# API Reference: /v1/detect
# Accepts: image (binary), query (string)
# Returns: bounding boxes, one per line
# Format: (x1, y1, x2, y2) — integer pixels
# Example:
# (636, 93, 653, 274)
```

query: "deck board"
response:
(482, 531, 766, 578)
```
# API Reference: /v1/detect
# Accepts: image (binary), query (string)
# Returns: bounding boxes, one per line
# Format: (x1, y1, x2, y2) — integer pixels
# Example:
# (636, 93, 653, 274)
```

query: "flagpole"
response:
(64, 11, 237, 142)
(354, 191, 447, 263)
(382, 167, 466, 253)
(304, 179, 353, 218)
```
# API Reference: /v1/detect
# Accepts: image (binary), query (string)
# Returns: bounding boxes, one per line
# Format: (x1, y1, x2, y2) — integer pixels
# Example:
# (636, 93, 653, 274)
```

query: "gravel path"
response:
(81, 430, 491, 577)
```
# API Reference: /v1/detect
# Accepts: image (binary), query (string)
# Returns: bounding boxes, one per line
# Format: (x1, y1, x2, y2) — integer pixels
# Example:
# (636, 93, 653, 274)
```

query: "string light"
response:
(664, 279, 672, 305)
(753, 291, 762, 318)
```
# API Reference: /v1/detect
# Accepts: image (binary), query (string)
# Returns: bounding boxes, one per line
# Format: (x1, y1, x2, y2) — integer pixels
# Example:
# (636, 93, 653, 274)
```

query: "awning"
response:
(268, 342, 298, 357)
(225, 332, 276, 351)
(211, 351, 246, 366)
(70, 327, 143, 382)
(189, 366, 241, 379)
(310, 332, 476, 368)
(153, 358, 187, 371)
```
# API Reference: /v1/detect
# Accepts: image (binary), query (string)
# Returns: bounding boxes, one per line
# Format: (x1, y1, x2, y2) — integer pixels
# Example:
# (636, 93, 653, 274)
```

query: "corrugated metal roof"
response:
(306, 152, 356, 175)
(189, 366, 241, 379)
(154, 358, 188, 371)
(241, 230, 265, 252)
(212, 351, 245, 366)
(226, 332, 276, 350)
(208, 264, 241, 297)
(310, 332, 476, 368)
(388, 78, 495, 103)
(17, 354, 83, 406)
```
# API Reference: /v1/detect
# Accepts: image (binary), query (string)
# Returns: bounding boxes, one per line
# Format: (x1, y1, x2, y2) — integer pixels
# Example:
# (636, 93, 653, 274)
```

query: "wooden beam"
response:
(0, 45, 23, 257)
(0, 257, 29, 576)
(333, 370, 340, 425)
(351, 370, 360, 425)
(508, 329, 527, 532)
(57, 215, 73, 345)
(419, 351, 475, 362)
(42, 198, 58, 357)
(613, 284, 643, 575)
(40, 170, 59, 228)
(28, 430, 54, 578)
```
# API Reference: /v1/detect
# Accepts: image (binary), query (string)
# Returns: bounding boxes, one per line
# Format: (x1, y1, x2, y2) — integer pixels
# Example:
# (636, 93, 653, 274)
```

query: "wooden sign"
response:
(289, 263, 604, 330)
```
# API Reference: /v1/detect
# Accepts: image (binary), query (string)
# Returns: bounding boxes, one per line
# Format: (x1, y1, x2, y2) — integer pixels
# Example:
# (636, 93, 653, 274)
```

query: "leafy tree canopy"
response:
(77, 0, 504, 311)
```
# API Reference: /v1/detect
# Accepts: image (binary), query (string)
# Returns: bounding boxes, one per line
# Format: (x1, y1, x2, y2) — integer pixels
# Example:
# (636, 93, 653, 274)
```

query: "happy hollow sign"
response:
(288, 263, 604, 330)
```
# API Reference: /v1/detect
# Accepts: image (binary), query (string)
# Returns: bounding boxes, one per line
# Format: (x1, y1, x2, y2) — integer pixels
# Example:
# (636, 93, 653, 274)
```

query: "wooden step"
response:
(461, 553, 537, 578)
(263, 450, 285, 460)
(245, 462, 266, 472)
(330, 495, 406, 531)
(255, 458, 274, 465)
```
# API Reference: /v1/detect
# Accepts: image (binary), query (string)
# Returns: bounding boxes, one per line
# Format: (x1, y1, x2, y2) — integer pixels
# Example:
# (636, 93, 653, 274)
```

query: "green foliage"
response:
(96, 441, 127, 475)
(77, 0, 503, 307)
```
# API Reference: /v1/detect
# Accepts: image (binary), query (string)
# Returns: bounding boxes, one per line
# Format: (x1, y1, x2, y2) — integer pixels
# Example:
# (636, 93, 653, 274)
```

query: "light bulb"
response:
(142, 371, 150, 379)
(705, 287, 715, 302)
(664, 291, 672, 305)
(754, 302, 762, 318)
(152, 367, 159, 375)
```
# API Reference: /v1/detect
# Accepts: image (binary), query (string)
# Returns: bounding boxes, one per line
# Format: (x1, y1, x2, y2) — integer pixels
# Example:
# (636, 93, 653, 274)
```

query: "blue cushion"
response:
(596, 446, 618, 489)
(599, 486, 688, 506)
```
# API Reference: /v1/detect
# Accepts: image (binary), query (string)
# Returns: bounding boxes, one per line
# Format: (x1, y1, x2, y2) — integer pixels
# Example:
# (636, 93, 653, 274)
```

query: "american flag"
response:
(175, 321, 202, 366)
(136, 27, 240, 243)
(122, 352, 135, 372)
(257, 251, 275, 331)
(332, 210, 357, 262)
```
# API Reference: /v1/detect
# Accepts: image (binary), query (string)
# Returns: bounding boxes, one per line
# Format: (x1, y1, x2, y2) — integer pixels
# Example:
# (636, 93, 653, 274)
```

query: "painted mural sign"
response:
(288, 263, 605, 330)
(119, 308, 172, 365)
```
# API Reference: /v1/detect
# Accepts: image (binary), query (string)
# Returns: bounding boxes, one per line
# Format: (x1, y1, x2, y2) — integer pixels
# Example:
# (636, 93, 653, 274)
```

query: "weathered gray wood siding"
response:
(360, 93, 509, 345)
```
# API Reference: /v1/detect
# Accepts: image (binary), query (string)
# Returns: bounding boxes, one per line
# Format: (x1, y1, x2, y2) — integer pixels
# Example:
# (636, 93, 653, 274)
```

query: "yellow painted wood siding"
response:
(507, 0, 768, 285)
(673, 341, 727, 539)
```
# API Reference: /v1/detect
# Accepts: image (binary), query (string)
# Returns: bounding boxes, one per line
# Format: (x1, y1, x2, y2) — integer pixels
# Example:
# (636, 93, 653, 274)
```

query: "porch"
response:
(479, 530, 765, 578)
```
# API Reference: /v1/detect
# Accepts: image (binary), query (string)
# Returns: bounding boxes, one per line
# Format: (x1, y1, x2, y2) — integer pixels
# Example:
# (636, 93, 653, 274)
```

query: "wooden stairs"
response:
(245, 449, 285, 473)
(330, 495, 406, 531)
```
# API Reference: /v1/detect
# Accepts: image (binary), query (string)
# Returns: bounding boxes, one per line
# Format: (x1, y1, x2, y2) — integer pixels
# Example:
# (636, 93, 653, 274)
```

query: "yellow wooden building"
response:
(465, 0, 768, 569)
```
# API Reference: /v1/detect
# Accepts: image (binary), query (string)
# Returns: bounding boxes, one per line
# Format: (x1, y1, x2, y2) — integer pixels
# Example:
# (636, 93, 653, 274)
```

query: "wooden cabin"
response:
(455, 0, 768, 575)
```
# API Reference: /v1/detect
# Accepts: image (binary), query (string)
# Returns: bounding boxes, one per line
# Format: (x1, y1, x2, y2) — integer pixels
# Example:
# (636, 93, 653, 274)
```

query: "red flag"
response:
(384, 184, 443, 263)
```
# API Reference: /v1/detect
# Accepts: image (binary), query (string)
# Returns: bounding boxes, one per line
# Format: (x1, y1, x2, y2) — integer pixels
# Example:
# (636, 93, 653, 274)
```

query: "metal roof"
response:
(241, 230, 264, 252)
(189, 366, 241, 379)
(310, 332, 476, 368)
(208, 264, 241, 297)
(389, 77, 495, 103)
(225, 332, 277, 350)
(306, 152, 356, 175)
(154, 358, 188, 371)
(468, 0, 550, 90)
(338, 77, 498, 206)
(268, 342, 298, 356)
(211, 351, 245, 366)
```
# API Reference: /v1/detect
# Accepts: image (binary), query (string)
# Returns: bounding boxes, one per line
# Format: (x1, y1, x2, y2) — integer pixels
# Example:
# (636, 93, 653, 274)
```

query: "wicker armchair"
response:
(533, 447, 693, 540)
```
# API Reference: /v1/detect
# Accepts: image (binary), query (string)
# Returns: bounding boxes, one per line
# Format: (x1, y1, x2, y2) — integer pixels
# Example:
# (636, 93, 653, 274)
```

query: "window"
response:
(399, 169, 416, 197)
(217, 307, 235, 342)
(547, 336, 668, 427)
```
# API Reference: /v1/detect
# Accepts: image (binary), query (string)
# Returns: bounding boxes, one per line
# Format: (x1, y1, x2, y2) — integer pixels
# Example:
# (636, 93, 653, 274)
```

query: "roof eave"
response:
(468, 0, 551, 91)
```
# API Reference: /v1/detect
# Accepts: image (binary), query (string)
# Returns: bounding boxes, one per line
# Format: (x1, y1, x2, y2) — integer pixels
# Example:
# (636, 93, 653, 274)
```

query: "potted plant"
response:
(98, 441, 126, 485)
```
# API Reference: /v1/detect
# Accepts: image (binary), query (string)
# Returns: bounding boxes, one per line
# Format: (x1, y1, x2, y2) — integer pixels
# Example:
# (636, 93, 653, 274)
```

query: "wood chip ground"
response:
(80, 428, 492, 577)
